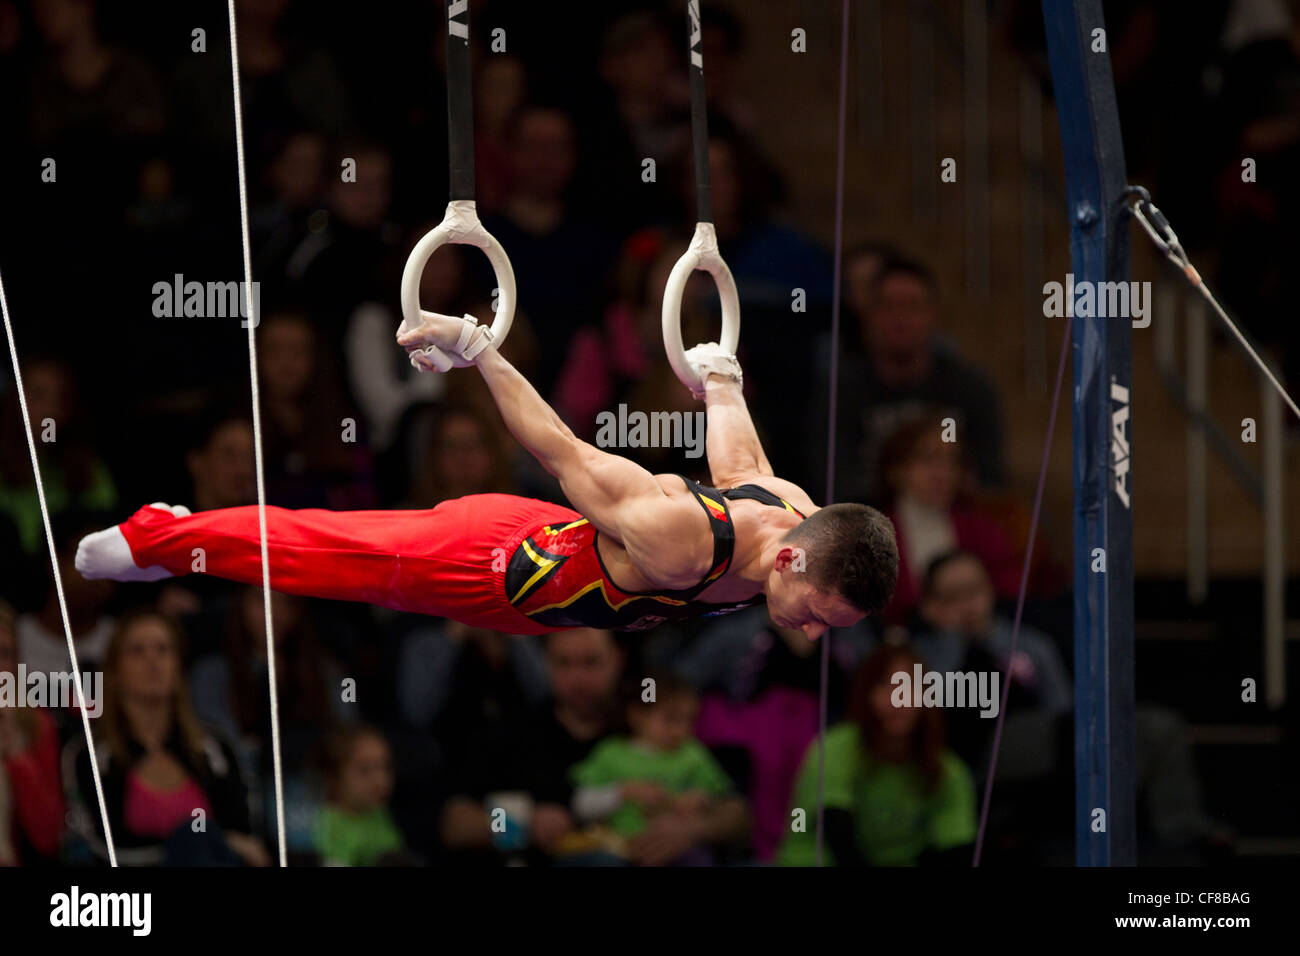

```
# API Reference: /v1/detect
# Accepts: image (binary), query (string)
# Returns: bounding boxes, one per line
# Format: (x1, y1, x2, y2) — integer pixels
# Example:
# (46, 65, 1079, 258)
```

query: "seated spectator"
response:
(472, 54, 528, 216)
(252, 128, 329, 286)
(27, 0, 166, 225)
(814, 255, 1004, 503)
(343, 234, 460, 501)
(0, 601, 65, 864)
(28, 0, 166, 139)
(63, 610, 268, 866)
(568, 671, 748, 865)
(437, 627, 624, 866)
(314, 724, 414, 866)
(578, 10, 689, 238)
(912, 550, 1070, 861)
(0, 357, 118, 557)
(700, 3, 759, 136)
(842, 241, 901, 324)
(186, 412, 256, 512)
(404, 403, 517, 508)
(292, 140, 402, 347)
(171, 0, 355, 187)
(389, 618, 547, 859)
(190, 586, 351, 843)
(258, 309, 377, 511)
(915, 554, 1227, 864)
(480, 104, 617, 396)
(778, 644, 977, 866)
(670, 605, 876, 861)
(877, 413, 1023, 626)
(142, 410, 259, 641)
(915, 550, 1072, 724)
(397, 620, 548, 736)
(670, 124, 827, 318)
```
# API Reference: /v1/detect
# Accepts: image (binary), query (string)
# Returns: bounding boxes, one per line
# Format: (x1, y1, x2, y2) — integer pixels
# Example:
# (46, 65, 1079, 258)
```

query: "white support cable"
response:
(1129, 188, 1293, 710)
(1185, 278, 1299, 423)
(227, 0, 287, 867)
(0, 269, 118, 867)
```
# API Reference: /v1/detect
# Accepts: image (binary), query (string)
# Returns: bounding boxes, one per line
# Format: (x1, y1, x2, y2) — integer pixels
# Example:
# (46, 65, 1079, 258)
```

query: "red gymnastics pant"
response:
(119, 495, 583, 636)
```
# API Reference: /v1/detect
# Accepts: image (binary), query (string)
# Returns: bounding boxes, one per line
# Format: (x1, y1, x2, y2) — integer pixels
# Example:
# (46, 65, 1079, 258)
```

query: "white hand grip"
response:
(400, 200, 516, 364)
(661, 221, 741, 393)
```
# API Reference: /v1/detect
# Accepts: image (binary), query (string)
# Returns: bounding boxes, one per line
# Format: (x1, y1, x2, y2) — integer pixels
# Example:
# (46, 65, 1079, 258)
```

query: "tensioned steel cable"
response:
(816, 0, 852, 867)
(0, 270, 118, 867)
(972, 312, 1072, 865)
(1126, 186, 1299, 423)
(227, 0, 287, 867)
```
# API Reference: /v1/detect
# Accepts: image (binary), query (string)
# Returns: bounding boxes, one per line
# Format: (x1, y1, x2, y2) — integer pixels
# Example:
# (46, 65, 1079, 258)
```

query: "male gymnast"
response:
(76, 311, 899, 639)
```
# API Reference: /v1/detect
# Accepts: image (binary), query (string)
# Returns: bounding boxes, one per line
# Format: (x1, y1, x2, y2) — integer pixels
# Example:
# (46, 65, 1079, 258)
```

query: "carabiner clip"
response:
(1123, 185, 1186, 265)
(1123, 185, 1201, 285)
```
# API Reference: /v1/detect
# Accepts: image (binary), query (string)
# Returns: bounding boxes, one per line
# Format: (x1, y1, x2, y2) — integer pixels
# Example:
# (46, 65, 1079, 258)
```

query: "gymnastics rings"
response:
(661, 220, 742, 394)
(399, 199, 517, 367)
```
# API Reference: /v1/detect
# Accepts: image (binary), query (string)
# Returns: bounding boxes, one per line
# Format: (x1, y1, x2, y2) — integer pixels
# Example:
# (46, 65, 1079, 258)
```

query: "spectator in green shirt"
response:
(778, 644, 976, 866)
(569, 671, 749, 865)
(314, 725, 410, 866)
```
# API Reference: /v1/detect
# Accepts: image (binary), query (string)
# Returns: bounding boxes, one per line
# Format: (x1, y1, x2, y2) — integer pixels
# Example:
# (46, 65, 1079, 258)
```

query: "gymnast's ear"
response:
(773, 546, 799, 573)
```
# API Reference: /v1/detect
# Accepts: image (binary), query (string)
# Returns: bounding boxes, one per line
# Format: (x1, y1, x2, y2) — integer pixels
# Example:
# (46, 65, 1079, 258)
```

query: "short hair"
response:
(873, 254, 938, 297)
(845, 240, 901, 267)
(318, 724, 390, 801)
(601, 11, 669, 60)
(626, 670, 697, 711)
(920, 549, 987, 598)
(188, 406, 252, 455)
(784, 503, 899, 615)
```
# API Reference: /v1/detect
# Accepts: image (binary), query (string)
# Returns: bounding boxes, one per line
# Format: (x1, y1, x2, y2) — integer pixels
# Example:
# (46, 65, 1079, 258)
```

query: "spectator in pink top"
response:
(63, 610, 268, 866)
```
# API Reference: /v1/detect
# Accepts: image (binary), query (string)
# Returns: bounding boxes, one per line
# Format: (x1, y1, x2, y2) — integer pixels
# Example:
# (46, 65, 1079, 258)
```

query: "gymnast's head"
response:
(763, 503, 899, 641)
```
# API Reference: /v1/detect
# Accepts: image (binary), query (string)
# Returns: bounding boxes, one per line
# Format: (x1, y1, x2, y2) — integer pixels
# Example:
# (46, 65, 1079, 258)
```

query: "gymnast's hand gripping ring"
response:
(662, 221, 741, 394)
(400, 199, 516, 369)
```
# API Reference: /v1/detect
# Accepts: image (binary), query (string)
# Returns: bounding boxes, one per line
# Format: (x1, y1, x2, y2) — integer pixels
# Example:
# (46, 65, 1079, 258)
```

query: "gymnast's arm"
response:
(700, 373, 819, 513)
(701, 374, 773, 487)
(472, 348, 713, 587)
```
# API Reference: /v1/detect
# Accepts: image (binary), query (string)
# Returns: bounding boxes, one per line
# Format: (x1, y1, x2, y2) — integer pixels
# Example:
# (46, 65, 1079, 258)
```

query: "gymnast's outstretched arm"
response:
(472, 346, 714, 587)
(395, 313, 714, 587)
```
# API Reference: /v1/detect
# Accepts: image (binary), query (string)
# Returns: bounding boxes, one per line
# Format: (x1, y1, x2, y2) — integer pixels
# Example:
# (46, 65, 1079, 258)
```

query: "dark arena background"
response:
(0, 0, 1296, 938)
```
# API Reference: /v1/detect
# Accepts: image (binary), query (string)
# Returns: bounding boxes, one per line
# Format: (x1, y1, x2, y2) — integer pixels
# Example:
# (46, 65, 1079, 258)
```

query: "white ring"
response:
(400, 200, 516, 357)
(661, 221, 741, 392)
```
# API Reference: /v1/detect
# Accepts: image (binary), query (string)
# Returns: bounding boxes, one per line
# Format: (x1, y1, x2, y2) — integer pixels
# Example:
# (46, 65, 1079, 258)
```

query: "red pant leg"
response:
(118, 495, 582, 634)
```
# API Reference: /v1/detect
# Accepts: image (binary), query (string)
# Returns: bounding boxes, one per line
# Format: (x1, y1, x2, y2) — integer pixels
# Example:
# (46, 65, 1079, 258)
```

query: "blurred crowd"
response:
(0, 0, 1284, 866)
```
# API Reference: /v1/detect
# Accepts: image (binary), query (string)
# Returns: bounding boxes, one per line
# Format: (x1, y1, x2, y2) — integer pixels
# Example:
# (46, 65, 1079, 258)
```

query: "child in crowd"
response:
(314, 725, 409, 866)
(568, 672, 736, 865)
(778, 644, 977, 866)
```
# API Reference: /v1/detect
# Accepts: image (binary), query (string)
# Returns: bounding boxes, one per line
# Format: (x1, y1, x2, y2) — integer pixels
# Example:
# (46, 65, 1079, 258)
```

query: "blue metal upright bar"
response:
(1040, 0, 1137, 866)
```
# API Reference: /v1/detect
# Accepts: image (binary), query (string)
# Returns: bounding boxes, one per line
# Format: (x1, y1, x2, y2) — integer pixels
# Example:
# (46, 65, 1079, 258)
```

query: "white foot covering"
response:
(74, 503, 190, 582)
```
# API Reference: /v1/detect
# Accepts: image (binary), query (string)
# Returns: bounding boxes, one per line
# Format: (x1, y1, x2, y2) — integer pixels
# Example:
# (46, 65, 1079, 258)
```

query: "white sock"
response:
(74, 503, 189, 582)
